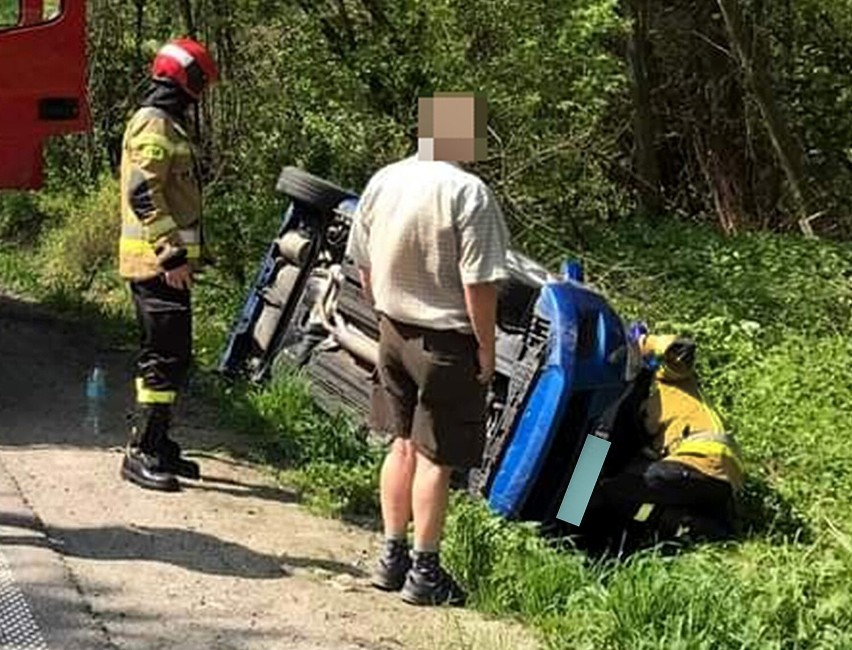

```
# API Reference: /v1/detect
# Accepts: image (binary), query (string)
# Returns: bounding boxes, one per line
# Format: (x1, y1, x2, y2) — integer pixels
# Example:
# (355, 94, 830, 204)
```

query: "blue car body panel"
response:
(487, 279, 628, 519)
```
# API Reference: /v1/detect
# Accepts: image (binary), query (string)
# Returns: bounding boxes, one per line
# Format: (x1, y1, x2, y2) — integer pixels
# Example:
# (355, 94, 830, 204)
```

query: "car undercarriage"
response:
(220, 167, 648, 545)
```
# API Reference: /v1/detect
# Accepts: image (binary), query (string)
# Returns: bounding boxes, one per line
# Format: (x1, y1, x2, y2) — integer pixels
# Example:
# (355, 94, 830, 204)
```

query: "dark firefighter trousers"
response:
(594, 460, 736, 540)
(129, 276, 192, 453)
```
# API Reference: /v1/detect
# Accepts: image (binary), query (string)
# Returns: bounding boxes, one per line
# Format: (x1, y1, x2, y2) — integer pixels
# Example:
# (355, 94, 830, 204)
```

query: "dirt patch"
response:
(0, 294, 537, 650)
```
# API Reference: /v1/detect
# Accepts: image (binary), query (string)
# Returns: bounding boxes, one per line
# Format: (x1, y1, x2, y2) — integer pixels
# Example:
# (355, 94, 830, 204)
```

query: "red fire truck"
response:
(0, 0, 89, 189)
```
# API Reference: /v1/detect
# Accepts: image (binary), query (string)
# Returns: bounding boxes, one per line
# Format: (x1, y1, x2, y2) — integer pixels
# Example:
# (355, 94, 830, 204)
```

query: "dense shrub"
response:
(37, 176, 120, 293)
(0, 193, 49, 244)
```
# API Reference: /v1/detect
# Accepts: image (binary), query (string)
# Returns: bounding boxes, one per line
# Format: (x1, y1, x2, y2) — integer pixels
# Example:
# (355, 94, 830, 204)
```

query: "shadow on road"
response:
(184, 471, 300, 504)
(0, 294, 302, 508)
(0, 511, 283, 578)
(1, 510, 363, 579)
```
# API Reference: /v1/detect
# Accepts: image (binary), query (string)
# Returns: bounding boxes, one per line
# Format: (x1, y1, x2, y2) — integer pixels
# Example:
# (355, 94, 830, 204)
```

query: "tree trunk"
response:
(133, 0, 145, 72)
(716, 0, 814, 234)
(179, 0, 195, 38)
(626, 0, 662, 215)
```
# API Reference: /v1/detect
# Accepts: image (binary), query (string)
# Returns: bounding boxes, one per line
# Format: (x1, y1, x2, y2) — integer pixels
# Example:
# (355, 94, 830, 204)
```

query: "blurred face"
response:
(417, 93, 488, 162)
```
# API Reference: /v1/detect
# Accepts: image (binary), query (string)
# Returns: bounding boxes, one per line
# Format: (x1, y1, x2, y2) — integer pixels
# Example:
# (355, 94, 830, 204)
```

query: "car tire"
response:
(275, 167, 354, 213)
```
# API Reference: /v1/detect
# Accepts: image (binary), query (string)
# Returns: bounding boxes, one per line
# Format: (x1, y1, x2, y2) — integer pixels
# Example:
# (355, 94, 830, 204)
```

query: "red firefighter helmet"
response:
(151, 38, 219, 99)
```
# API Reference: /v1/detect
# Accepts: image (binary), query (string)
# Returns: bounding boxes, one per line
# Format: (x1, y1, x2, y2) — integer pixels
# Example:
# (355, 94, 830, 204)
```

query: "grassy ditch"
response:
(198, 215, 852, 648)
(3, 183, 852, 648)
(207, 369, 383, 518)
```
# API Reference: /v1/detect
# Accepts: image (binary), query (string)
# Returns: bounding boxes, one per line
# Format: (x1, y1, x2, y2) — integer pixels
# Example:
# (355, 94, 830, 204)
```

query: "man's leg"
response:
(411, 451, 452, 553)
(400, 449, 466, 606)
(122, 278, 196, 490)
(122, 279, 182, 492)
(400, 328, 483, 607)
(147, 284, 198, 480)
(371, 318, 417, 591)
(380, 437, 416, 539)
(644, 461, 736, 540)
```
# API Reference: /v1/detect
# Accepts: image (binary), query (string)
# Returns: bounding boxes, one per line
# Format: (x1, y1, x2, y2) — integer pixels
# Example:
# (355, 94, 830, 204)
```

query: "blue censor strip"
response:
(556, 434, 611, 526)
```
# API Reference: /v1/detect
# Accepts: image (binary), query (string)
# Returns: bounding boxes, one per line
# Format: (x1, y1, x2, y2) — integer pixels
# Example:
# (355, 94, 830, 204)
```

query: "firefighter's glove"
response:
(155, 241, 189, 271)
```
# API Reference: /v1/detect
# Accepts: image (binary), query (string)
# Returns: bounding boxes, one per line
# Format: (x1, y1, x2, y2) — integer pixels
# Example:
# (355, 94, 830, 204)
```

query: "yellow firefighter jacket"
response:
(119, 106, 203, 280)
(640, 335, 745, 492)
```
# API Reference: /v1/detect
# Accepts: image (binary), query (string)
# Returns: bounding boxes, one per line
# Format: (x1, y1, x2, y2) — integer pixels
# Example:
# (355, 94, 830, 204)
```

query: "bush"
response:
(0, 193, 49, 244)
(38, 176, 120, 292)
(215, 369, 384, 517)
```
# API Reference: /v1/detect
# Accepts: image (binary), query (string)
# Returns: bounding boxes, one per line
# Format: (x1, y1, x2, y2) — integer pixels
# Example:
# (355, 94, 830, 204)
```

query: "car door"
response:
(0, 0, 89, 189)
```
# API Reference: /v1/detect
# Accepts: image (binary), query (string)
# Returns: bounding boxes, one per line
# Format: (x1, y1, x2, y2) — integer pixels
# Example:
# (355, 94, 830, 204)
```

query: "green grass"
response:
(195, 216, 852, 648)
(443, 499, 852, 649)
(209, 368, 383, 518)
(4, 180, 852, 648)
(436, 219, 852, 649)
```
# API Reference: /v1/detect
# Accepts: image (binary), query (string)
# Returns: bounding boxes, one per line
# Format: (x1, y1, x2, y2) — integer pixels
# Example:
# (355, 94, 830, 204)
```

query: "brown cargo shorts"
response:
(370, 315, 488, 469)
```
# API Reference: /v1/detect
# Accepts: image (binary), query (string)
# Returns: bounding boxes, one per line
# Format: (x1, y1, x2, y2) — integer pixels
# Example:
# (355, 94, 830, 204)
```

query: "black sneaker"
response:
(121, 448, 179, 492)
(371, 540, 411, 591)
(400, 553, 466, 607)
(158, 438, 201, 480)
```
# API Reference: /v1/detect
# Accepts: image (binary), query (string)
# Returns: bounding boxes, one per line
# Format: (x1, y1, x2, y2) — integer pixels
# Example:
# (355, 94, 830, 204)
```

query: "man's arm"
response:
(464, 282, 499, 384)
(457, 183, 509, 384)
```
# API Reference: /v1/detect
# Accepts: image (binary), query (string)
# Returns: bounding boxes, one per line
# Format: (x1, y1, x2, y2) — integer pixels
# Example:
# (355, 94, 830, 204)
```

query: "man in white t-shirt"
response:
(347, 92, 509, 606)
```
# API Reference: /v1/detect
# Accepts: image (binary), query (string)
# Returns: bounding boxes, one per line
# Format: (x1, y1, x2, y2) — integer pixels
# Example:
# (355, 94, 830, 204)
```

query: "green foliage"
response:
(444, 500, 852, 650)
(289, 461, 380, 518)
(0, 0, 18, 26)
(52, 0, 627, 279)
(0, 244, 42, 295)
(769, 0, 852, 225)
(727, 335, 852, 517)
(191, 271, 249, 367)
(0, 193, 49, 244)
(578, 218, 852, 340)
(36, 176, 120, 293)
(214, 369, 383, 517)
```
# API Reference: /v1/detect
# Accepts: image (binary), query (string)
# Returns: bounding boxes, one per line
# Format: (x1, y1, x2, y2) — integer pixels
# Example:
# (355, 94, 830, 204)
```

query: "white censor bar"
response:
(556, 434, 611, 527)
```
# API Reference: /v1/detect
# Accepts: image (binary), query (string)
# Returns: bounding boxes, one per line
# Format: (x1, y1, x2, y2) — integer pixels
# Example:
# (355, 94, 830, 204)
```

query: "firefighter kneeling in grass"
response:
(597, 331, 745, 542)
(118, 38, 218, 492)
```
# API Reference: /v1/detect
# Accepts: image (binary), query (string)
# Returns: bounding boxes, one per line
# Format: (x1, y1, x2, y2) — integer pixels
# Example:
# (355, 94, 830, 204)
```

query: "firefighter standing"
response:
(118, 39, 218, 492)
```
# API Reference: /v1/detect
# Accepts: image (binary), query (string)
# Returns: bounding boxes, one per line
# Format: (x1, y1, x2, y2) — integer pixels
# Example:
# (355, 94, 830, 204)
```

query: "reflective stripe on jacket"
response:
(119, 106, 203, 280)
(643, 366, 745, 492)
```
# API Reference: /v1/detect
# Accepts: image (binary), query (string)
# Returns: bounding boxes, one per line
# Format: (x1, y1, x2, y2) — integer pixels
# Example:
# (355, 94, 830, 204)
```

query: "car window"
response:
(0, 1, 63, 28)
(0, 0, 20, 28)
(43, 0, 60, 20)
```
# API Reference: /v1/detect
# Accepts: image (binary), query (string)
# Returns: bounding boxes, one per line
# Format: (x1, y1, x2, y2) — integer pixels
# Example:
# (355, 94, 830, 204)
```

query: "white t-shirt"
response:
(346, 156, 509, 332)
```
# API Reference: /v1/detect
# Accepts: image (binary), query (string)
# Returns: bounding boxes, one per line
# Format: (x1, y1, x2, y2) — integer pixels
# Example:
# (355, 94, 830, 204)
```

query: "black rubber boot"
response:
(121, 448, 179, 492)
(158, 438, 201, 480)
(371, 539, 411, 591)
(121, 405, 179, 492)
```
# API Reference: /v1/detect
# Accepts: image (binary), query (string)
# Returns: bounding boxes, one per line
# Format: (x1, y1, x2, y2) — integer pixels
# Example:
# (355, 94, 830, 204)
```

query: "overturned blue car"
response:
(219, 168, 688, 542)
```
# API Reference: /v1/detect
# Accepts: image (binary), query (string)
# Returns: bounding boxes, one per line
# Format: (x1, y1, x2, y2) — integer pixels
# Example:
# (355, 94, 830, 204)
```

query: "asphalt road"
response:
(0, 294, 535, 650)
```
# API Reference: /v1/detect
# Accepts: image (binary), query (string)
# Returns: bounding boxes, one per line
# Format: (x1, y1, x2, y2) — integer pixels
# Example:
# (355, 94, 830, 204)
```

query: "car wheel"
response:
(275, 167, 354, 213)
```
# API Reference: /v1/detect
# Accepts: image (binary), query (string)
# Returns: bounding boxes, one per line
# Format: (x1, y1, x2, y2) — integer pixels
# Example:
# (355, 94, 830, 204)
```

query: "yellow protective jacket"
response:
(640, 336, 745, 492)
(119, 106, 203, 281)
